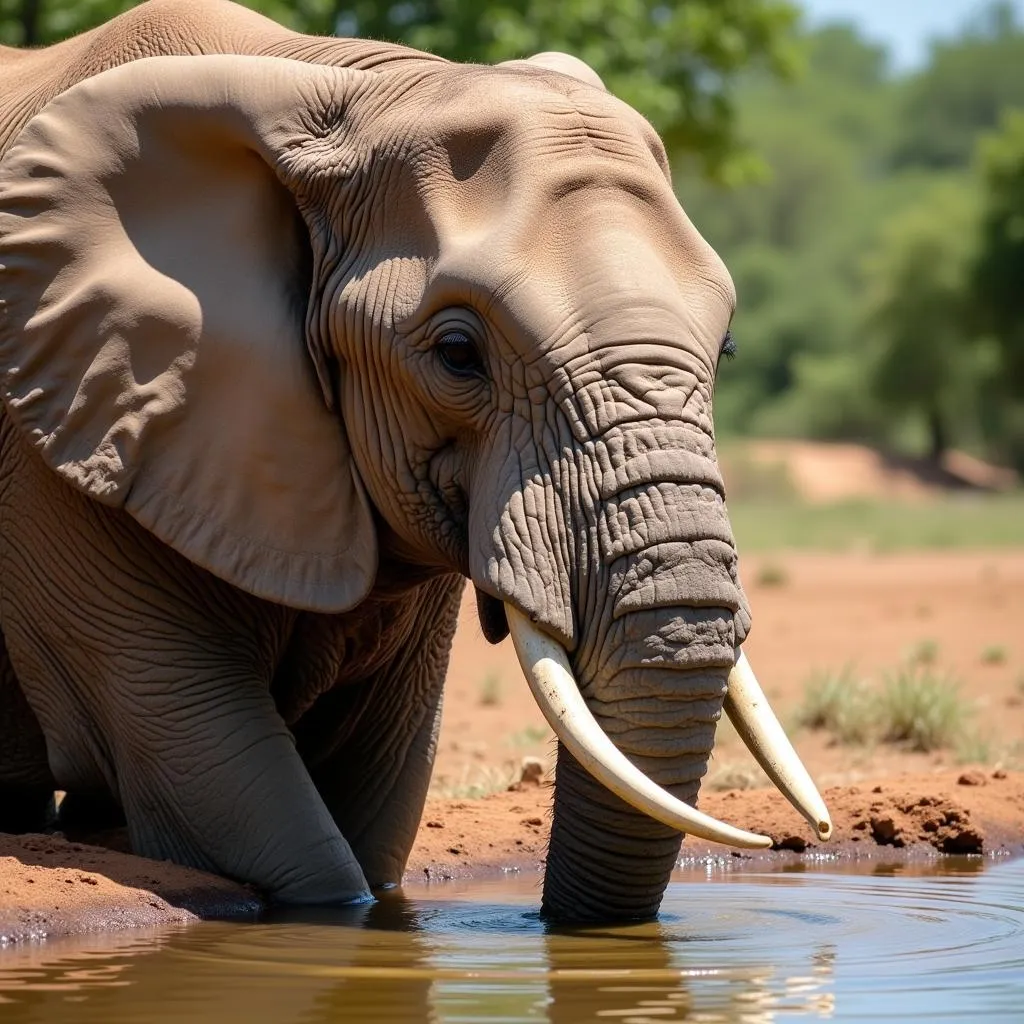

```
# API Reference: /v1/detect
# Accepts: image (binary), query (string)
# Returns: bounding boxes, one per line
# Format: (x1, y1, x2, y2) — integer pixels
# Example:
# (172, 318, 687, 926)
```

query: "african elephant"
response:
(0, 0, 830, 922)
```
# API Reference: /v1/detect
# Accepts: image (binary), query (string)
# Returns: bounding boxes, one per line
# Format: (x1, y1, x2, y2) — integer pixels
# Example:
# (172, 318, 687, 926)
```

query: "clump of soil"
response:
(406, 768, 1024, 877)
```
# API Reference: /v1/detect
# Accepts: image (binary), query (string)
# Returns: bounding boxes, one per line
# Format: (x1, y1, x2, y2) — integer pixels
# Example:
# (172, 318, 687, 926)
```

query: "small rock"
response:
(993, 769, 1008, 780)
(872, 785, 883, 794)
(425, 820, 444, 829)
(522, 816, 543, 827)
(957, 771, 987, 787)
(519, 757, 545, 786)
(774, 835, 808, 852)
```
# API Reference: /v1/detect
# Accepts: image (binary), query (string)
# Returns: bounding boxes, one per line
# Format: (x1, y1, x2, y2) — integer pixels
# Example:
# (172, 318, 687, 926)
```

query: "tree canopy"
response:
(0, 0, 799, 179)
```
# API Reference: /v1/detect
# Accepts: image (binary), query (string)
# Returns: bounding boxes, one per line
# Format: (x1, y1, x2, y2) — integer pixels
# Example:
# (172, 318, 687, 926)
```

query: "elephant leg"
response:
(0, 627, 57, 833)
(0, 440, 371, 903)
(299, 576, 462, 888)
(112, 671, 372, 904)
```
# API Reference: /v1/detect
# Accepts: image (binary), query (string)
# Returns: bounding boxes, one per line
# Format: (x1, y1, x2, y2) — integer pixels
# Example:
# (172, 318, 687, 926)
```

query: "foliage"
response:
(690, 4, 1024, 470)
(861, 180, 981, 461)
(7, 1, 1024, 463)
(971, 110, 1024, 468)
(0, 0, 800, 180)
(889, 2, 1024, 171)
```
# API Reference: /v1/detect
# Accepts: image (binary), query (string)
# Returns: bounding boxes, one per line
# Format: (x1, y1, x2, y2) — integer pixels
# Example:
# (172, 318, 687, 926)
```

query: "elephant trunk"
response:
(532, 570, 736, 922)
(503, 461, 827, 922)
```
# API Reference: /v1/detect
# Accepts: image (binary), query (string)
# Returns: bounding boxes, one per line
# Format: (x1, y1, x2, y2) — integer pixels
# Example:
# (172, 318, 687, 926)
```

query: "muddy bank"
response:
(0, 834, 260, 945)
(407, 768, 1024, 879)
(3, 768, 1019, 944)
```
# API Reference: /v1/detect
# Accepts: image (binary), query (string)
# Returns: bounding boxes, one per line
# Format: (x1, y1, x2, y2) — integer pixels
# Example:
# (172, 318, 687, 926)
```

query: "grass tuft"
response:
(877, 666, 969, 753)
(430, 762, 519, 800)
(705, 762, 762, 791)
(955, 728, 993, 765)
(980, 644, 1008, 666)
(795, 666, 875, 745)
(754, 560, 789, 587)
(907, 638, 939, 666)
(478, 672, 503, 707)
(506, 725, 550, 748)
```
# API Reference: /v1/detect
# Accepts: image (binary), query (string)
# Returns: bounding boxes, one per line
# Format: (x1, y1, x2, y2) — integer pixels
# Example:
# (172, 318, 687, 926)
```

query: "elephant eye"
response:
(720, 329, 737, 362)
(436, 330, 485, 378)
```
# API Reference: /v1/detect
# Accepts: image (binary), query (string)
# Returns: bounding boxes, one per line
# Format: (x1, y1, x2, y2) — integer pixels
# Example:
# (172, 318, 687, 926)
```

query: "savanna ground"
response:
(3, 442, 1024, 940)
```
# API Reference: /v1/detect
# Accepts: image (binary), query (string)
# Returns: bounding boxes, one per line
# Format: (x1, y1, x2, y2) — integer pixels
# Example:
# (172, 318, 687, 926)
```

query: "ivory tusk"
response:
(505, 604, 773, 850)
(725, 650, 833, 841)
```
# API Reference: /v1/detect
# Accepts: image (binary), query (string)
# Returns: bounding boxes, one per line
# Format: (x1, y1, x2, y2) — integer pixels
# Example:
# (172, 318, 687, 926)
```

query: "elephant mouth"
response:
(475, 587, 510, 644)
(504, 605, 833, 848)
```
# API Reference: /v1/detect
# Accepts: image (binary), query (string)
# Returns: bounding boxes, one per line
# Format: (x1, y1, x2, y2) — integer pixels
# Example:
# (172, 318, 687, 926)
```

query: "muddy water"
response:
(0, 858, 1021, 1022)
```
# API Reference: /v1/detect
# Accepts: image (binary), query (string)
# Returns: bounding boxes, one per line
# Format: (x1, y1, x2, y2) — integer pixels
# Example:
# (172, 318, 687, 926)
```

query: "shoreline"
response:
(2, 768, 1021, 945)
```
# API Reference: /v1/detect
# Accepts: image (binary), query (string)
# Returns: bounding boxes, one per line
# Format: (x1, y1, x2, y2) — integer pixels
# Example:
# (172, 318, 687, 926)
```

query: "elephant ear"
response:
(0, 55, 378, 613)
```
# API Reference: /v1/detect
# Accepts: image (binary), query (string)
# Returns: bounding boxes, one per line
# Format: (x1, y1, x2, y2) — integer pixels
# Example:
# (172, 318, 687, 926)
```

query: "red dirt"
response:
(2, 550, 1023, 942)
(0, 833, 259, 944)
(406, 769, 1024, 879)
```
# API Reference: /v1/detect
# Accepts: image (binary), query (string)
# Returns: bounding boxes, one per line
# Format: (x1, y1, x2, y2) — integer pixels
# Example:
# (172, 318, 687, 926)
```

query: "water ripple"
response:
(0, 859, 1019, 1022)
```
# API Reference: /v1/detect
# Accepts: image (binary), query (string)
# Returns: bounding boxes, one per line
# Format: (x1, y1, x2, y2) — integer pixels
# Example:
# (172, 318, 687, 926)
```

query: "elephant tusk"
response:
(505, 604, 773, 850)
(725, 650, 833, 841)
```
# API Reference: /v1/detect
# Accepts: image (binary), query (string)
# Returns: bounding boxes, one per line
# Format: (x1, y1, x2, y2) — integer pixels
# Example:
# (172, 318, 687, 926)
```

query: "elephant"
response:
(0, 0, 831, 923)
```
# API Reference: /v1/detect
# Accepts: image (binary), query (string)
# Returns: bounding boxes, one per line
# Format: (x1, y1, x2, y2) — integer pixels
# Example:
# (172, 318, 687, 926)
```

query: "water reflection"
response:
(0, 859, 1021, 1022)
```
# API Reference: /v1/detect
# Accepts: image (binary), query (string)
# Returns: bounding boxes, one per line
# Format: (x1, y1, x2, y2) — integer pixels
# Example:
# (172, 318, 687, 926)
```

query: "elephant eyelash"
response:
(436, 329, 487, 379)
(720, 330, 737, 362)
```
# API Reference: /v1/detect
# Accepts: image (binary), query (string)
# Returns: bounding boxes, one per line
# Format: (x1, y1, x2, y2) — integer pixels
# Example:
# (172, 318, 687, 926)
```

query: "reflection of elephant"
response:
(0, 0, 829, 921)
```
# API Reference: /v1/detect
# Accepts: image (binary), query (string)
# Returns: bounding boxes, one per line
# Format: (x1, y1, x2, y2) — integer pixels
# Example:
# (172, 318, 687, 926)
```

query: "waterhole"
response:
(0, 858, 1021, 1022)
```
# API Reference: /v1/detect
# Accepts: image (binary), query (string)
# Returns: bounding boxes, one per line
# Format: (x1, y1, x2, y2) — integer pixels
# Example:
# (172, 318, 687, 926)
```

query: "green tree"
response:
(973, 110, 1024, 384)
(1, 0, 801, 180)
(971, 109, 1024, 469)
(889, 1, 1024, 170)
(689, 25, 898, 438)
(862, 180, 980, 462)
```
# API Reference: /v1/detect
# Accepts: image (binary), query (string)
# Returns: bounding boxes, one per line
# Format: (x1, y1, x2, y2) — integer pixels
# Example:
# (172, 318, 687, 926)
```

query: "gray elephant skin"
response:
(0, 0, 820, 923)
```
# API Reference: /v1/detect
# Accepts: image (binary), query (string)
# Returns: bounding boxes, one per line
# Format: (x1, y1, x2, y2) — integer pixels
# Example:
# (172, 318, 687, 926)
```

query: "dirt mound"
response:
(723, 440, 1018, 504)
(0, 833, 259, 945)
(406, 768, 1024, 878)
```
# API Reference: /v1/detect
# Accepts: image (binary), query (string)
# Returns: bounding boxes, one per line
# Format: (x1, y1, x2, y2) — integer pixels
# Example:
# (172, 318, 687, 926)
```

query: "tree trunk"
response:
(20, 0, 41, 46)
(927, 405, 947, 465)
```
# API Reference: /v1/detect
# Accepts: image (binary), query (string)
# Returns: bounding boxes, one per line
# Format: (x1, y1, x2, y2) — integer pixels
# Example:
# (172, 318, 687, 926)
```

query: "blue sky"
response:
(800, 0, 1024, 68)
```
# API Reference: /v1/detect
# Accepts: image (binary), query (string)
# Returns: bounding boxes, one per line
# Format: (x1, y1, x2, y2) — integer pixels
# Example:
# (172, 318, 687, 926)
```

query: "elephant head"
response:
(0, 51, 829, 921)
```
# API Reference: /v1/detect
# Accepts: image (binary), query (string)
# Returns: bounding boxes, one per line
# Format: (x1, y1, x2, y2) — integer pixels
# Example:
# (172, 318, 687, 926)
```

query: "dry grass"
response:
(794, 661, 976, 754)
(478, 671, 503, 707)
(980, 644, 1008, 666)
(878, 666, 970, 753)
(795, 666, 876, 746)
(429, 762, 520, 800)
(705, 762, 763, 791)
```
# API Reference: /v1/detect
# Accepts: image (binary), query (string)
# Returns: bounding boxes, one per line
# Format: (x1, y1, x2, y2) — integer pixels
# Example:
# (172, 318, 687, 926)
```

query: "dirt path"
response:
(2, 551, 1023, 943)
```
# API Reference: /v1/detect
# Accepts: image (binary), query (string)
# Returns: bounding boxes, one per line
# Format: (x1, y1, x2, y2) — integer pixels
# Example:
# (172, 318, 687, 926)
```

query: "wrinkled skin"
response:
(0, 0, 747, 922)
